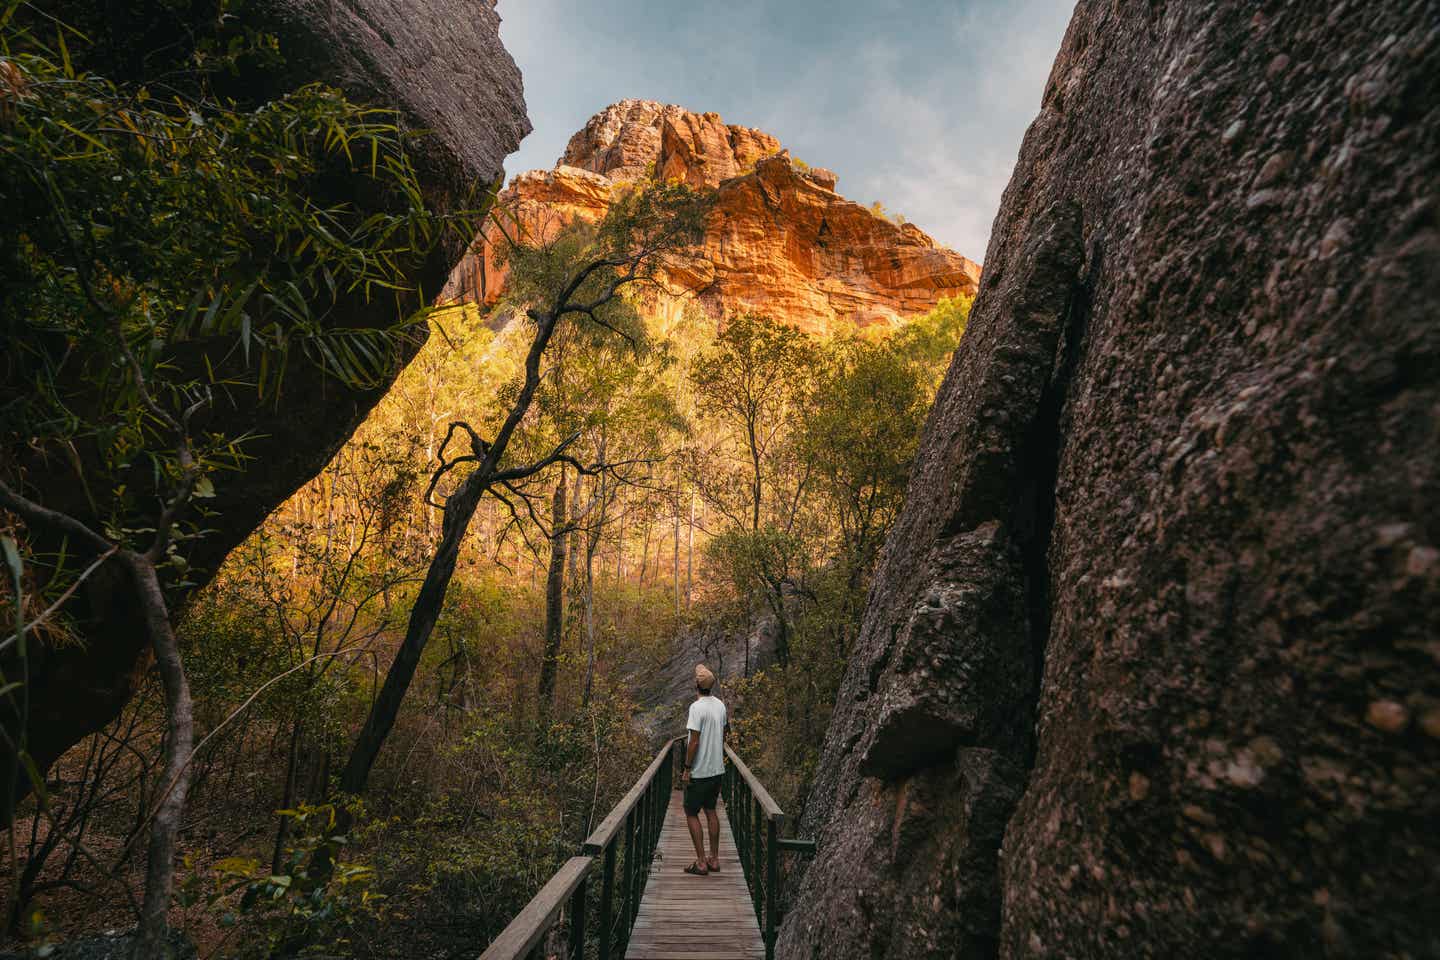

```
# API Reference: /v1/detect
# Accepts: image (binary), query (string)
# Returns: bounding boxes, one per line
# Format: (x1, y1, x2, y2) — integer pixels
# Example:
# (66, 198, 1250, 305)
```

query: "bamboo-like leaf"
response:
(53, 119, 109, 155)
(19, 752, 47, 805)
(200, 290, 223, 336)
(55, 25, 72, 77)
(0, 1, 23, 32)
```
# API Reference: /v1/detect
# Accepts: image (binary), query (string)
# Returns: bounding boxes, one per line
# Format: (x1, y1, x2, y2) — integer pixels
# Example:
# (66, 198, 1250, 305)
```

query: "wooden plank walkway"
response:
(625, 791, 765, 960)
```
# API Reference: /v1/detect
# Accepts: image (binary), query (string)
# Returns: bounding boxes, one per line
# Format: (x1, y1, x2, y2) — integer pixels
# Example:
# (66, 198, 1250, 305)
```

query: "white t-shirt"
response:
(686, 695, 727, 779)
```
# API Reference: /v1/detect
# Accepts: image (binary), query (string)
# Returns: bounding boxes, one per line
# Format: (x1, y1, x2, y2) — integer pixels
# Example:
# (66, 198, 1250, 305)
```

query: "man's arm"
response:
(684, 730, 700, 782)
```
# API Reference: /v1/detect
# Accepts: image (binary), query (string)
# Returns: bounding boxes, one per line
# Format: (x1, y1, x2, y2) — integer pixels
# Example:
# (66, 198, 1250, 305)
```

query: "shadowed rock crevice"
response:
(776, 202, 1083, 959)
(1012, 251, 1095, 772)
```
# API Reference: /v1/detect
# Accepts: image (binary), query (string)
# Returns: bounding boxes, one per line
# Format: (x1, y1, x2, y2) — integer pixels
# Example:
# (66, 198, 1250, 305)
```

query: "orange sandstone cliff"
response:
(444, 99, 981, 333)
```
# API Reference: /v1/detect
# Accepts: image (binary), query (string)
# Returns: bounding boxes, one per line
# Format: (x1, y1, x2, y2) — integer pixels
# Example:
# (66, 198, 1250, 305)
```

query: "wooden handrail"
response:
(478, 856, 592, 960)
(479, 735, 811, 960)
(723, 744, 818, 960)
(724, 744, 783, 823)
(480, 735, 678, 960)
(582, 735, 683, 854)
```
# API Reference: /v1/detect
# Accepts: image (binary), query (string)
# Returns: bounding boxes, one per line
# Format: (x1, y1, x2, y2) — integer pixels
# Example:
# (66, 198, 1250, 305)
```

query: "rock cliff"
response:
(445, 99, 981, 333)
(1, 0, 529, 810)
(780, 2, 1439, 958)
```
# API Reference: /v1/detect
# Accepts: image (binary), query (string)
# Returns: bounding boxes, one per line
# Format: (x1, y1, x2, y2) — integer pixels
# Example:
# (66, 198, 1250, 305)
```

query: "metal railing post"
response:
(624, 808, 637, 931)
(751, 795, 762, 918)
(765, 817, 778, 960)
(569, 871, 587, 960)
(639, 782, 650, 873)
(599, 840, 616, 960)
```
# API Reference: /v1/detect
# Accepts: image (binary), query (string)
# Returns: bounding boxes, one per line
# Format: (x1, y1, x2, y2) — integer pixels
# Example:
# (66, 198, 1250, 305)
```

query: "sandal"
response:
(684, 862, 708, 876)
(707, 858, 720, 872)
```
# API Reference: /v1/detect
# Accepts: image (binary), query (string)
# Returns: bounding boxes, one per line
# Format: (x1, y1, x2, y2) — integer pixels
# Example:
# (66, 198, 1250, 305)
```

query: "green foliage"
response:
(800, 337, 930, 581)
(693, 300, 970, 812)
(705, 525, 804, 607)
(889, 295, 972, 381)
(496, 181, 709, 340)
(0, 23, 475, 552)
(689, 314, 819, 530)
(185, 804, 381, 957)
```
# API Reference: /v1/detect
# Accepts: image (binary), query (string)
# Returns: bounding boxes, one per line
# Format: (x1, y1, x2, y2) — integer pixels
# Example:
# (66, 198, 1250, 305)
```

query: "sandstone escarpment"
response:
(446, 100, 980, 333)
(780, 2, 1439, 958)
(562, 98, 782, 188)
(1, 1, 528, 809)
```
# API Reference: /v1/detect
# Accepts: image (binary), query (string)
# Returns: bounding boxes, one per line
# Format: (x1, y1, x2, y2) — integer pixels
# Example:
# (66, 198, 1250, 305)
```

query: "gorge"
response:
(2, 1, 1436, 958)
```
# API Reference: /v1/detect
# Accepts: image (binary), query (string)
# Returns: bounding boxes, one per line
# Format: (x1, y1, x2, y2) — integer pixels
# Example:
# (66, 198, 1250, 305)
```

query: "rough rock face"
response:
(780, 2, 1439, 958)
(561, 98, 781, 188)
(1, 1, 528, 809)
(249, 0, 530, 206)
(445, 100, 980, 333)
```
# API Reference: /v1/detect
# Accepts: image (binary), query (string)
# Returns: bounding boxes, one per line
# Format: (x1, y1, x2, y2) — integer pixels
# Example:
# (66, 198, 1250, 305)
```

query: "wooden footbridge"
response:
(480, 737, 815, 960)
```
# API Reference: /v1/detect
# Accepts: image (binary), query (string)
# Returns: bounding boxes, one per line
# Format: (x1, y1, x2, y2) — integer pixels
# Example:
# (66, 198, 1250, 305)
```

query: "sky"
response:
(495, 0, 1076, 262)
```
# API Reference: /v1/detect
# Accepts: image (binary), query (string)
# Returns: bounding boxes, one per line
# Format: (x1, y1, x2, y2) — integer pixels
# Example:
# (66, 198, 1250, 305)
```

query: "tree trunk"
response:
(615, 510, 625, 584)
(537, 471, 568, 717)
(673, 503, 681, 626)
(581, 531, 599, 709)
(766, 581, 791, 667)
(126, 552, 194, 960)
(694, 495, 699, 616)
(747, 418, 762, 532)
(335, 475, 484, 799)
(271, 717, 304, 874)
(638, 519, 650, 586)
(582, 470, 606, 708)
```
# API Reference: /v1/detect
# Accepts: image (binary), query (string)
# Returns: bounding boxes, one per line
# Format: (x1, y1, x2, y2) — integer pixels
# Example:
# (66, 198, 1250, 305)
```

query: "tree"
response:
(332, 181, 709, 807)
(689, 314, 817, 532)
(799, 339, 933, 655)
(537, 469, 569, 715)
(688, 315, 818, 666)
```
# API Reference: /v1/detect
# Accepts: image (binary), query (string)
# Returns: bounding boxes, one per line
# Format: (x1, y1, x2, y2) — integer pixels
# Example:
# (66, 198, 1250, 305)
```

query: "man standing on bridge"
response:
(681, 663, 727, 876)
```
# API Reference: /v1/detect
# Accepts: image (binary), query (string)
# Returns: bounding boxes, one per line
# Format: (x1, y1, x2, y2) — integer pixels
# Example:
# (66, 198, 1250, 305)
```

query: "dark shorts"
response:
(683, 775, 722, 816)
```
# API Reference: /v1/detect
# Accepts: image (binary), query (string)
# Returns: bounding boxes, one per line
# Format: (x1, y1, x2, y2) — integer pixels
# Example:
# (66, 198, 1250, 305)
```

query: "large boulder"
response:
(780, 1, 1439, 958)
(1, 0, 529, 811)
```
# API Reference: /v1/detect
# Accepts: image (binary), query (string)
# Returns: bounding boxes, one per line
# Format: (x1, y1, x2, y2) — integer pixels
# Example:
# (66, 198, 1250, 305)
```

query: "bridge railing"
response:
(480, 735, 683, 960)
(722, 745, 817, 960)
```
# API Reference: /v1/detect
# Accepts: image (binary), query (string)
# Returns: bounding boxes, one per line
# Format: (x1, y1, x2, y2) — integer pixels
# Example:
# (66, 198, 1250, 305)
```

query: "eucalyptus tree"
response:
(334, 182, 710, 802)
(689, 314, 818, 533)
(688, 315, 818, 666)
(798, 339, 933, 657)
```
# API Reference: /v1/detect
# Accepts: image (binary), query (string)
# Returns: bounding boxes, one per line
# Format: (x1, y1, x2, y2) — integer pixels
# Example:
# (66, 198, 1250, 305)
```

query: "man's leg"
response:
(682, 781, 707, 871)
(686, 812, 708, 868)
(705, 807, 721, 869)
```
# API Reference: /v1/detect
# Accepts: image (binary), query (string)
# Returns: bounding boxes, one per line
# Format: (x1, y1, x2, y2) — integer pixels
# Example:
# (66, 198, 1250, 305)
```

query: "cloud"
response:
(496, 0, 1076, 260)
